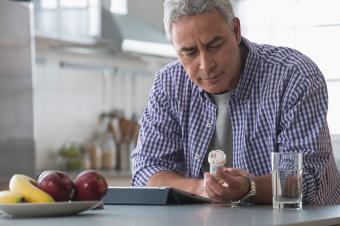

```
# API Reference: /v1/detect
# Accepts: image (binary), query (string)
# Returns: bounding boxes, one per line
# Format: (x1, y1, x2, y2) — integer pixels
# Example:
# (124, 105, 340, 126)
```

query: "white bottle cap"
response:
(208, 150, 226, 178)
(208, 150, 226, 165)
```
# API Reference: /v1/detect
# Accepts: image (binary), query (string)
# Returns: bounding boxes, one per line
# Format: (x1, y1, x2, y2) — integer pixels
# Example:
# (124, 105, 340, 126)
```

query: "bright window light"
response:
(40, 0, 88, 9)
(110, 0, 127, 15)
(122, 39, 176, 58)
(41, 0, 57, 9)
(60, 0, 87, 8)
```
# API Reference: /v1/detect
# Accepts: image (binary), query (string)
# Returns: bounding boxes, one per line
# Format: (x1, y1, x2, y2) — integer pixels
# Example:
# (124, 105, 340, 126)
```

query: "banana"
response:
(9, 174, 54, 203)
(0, 190, 23, 204)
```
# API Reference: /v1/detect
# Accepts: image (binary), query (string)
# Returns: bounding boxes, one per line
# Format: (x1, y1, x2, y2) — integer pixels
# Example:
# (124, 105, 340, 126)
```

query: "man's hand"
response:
(203, 168, 251, 201)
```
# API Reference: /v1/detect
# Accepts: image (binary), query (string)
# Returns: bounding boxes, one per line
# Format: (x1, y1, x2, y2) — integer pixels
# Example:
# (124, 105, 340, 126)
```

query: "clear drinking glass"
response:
(271, 152, 303, 210)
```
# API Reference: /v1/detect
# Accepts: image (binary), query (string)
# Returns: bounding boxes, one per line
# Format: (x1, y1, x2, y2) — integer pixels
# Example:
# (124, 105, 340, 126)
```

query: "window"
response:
(35, 0, 100, 38)
(40, 0, 57, 9)
(60, 0, 87, 8)
(110, 0, 127, 15)
(40, 0, 88, 9)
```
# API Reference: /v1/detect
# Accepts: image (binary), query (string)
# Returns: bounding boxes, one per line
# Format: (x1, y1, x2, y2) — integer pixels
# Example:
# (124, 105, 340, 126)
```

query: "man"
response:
(131, 0, 340, 205)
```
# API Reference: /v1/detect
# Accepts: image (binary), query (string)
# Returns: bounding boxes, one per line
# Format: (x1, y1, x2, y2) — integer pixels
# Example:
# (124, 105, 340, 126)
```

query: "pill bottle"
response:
(208, 150, 226, 179)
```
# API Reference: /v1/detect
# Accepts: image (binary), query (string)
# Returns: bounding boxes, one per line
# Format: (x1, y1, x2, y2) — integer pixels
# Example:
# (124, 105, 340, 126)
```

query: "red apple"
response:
(73, 170, 108, 201)
(37, 170, 75, 201)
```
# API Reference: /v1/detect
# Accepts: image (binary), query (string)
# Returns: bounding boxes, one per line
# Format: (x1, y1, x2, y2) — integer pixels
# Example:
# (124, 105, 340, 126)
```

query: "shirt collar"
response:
(232, 37, 259, 102)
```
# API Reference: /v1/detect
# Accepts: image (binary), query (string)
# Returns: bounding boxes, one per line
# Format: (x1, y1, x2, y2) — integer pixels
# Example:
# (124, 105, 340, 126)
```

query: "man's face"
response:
(171, 9, 242, 94)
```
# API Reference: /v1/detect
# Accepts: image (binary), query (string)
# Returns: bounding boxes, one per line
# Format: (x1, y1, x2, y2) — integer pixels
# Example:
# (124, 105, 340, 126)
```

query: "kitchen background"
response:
(1, 0, 339, 187)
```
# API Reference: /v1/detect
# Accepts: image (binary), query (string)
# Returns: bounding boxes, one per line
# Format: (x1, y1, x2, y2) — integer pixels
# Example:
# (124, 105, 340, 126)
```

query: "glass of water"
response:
(271, 152, 303, 210)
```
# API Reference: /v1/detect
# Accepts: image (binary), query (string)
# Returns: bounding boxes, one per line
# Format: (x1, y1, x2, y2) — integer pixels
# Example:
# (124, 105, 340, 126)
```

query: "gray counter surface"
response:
(1, 204, 340, 226)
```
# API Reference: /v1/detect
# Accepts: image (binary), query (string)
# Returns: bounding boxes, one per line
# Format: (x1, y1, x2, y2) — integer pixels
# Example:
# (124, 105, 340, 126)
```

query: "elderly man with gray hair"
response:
(131, 0, 340, 205)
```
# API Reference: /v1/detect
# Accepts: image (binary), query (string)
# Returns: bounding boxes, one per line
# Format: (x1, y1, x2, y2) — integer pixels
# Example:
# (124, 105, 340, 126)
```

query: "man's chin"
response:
(202, 86, 225, 94)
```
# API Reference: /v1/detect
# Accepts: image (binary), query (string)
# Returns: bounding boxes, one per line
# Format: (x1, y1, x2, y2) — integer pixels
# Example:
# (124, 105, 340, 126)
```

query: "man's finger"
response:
(204, 173, 231, 200)
(216, 170, 238, 186)
(204, 173, 219, 199)
(224, 168, 251, 178)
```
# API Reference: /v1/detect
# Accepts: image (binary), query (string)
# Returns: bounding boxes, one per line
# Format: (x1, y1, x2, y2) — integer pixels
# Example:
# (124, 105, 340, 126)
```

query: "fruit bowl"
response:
(0, 200, 102, 218)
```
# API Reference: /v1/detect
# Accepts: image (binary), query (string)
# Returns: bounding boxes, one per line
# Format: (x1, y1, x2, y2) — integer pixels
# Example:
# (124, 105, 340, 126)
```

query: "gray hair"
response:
(163, 0, 235, 40)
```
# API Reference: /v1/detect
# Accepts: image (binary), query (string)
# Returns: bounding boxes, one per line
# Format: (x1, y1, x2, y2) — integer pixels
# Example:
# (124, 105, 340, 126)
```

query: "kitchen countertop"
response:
(1, 204, 340, 226)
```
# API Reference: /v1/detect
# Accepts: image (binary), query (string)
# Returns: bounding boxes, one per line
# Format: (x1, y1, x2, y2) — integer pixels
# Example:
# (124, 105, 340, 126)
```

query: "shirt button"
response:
(195, 154, 200, 160)
(206, 123, 212, 128)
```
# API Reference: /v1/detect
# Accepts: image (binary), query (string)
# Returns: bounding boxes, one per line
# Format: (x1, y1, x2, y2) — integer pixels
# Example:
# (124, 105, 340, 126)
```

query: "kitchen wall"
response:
(34, 40, 170, 170)
(30, 0, 174, 171)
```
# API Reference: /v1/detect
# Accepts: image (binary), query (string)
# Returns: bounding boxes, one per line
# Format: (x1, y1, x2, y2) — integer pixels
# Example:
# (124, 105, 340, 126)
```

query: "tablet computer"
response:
(103, 187, 213, 205)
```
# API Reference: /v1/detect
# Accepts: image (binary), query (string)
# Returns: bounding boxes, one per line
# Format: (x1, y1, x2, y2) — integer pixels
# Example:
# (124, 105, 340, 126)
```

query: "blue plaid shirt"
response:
(131, 37, 340, 205)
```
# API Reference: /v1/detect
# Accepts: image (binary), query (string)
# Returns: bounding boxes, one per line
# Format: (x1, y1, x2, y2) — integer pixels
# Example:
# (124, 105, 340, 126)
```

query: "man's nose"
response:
(199, 52, 215, 72)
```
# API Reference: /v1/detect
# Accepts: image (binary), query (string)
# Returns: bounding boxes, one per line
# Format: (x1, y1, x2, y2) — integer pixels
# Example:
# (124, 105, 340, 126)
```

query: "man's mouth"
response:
(200, 72, 223, 81)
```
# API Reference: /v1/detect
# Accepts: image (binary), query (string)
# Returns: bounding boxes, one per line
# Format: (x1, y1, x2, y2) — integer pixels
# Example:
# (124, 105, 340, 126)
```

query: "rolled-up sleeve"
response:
(131, 72, 185, 186)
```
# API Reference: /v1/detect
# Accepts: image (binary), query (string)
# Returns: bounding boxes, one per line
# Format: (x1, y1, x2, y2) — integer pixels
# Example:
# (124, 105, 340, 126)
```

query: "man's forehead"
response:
(178, 36, 225, 51)
(171, 19, 230, 50)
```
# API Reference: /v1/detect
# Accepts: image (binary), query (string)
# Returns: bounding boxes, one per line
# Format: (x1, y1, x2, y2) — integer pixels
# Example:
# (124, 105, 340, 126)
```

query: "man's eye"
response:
(207, 40, 225, 50)
(208, 43, 222, 49)
(184, 51, 197, 57)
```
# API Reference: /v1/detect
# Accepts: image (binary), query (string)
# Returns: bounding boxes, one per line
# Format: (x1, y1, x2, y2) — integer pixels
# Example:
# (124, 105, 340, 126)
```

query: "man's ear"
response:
(232, 17, 242, 44)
